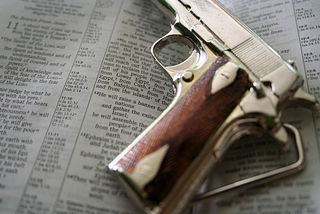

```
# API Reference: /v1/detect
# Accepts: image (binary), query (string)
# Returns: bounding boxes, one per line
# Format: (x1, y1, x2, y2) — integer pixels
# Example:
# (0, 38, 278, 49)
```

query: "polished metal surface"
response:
(109, 0, 319, 213)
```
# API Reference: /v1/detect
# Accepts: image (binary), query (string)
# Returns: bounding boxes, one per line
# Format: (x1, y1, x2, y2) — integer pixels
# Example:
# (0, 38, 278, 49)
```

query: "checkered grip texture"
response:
(114, 57, 249, 204)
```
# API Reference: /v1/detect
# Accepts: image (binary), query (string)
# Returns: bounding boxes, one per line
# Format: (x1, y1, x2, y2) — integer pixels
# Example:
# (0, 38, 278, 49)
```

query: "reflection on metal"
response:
(192, 124, 305, 204)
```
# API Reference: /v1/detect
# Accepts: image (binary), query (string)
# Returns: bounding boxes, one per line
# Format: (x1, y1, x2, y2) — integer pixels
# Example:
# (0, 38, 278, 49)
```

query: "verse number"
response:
(7, 21, 18, 29)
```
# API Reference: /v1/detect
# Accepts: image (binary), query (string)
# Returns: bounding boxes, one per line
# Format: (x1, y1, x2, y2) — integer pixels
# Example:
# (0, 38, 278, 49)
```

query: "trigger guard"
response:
(193, 123, 305, 204)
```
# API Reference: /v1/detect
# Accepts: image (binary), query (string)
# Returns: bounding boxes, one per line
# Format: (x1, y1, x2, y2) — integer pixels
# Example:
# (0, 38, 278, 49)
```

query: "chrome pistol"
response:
(109, 0, 318, 213)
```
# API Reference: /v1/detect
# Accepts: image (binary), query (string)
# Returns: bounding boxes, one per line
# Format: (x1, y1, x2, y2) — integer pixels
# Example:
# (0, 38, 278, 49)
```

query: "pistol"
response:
(109, 0, 318, 213)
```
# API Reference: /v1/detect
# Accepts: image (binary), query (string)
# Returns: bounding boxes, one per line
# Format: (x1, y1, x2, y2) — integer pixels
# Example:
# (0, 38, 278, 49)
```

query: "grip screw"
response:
(182, 72, 194, 82)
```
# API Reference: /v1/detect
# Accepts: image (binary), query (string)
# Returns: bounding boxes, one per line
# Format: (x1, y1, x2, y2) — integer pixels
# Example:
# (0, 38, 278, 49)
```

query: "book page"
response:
(192, 0, 320, 213)
(0, 0, 176, 213)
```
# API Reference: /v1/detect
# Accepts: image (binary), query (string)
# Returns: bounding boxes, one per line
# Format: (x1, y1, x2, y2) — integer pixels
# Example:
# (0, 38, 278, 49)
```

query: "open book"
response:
(0, 0, 319, 213)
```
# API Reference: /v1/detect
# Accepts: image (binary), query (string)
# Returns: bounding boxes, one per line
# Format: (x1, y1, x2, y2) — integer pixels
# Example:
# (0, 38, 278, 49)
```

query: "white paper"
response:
(0, 0, 173, 213)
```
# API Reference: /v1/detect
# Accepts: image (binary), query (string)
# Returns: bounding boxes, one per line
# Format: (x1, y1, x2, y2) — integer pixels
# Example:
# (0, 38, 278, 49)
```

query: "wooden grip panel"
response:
(114, 57, 249, 204)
